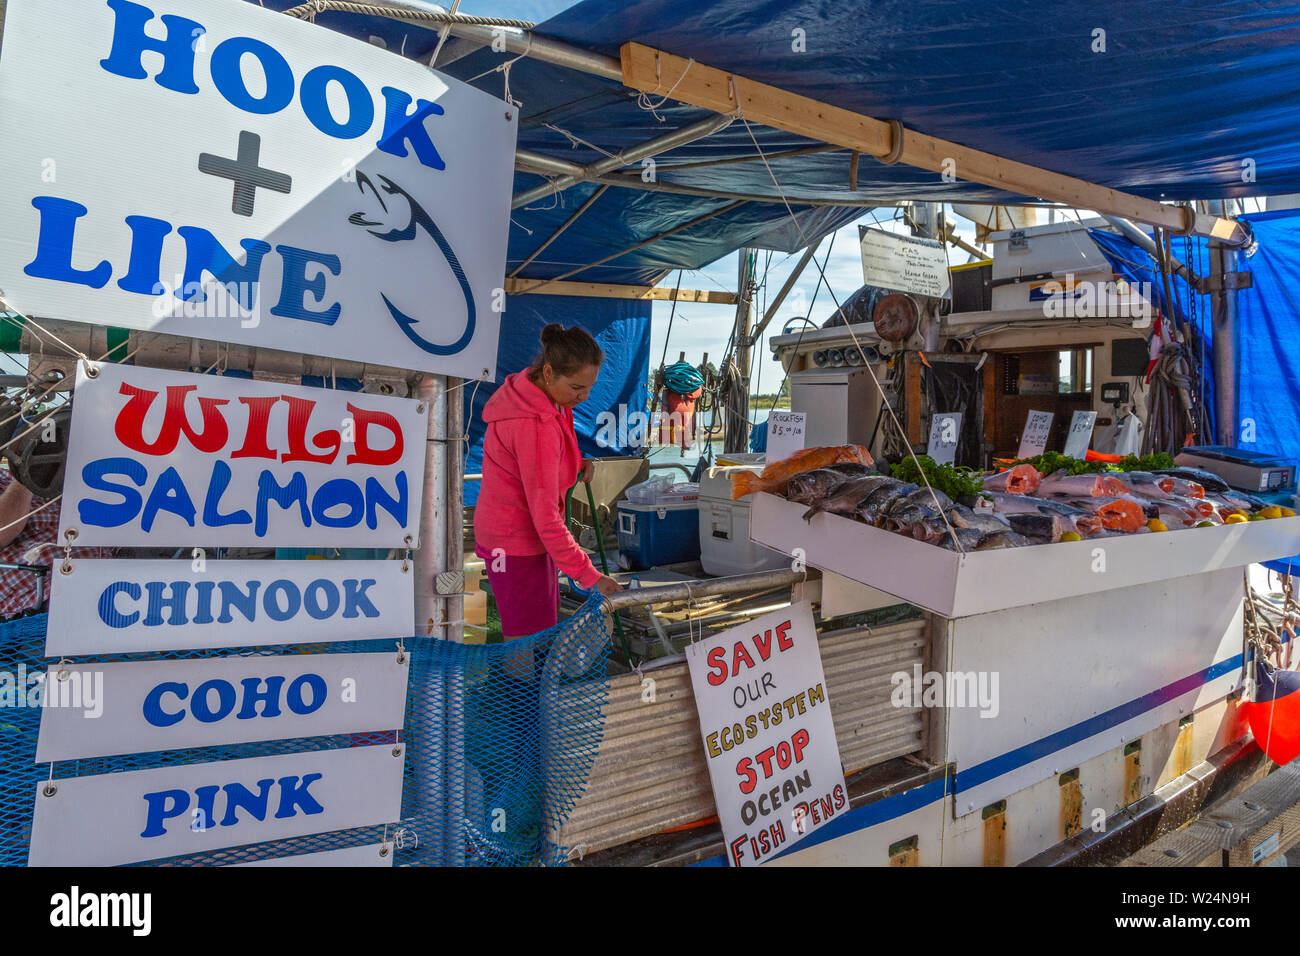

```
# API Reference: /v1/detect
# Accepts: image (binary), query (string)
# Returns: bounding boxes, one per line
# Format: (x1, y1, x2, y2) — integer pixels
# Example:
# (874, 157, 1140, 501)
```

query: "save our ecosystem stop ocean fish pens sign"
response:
(685, 602, 848, 866)
(58, 361, 428, 547)
(0, 0, 516, 378)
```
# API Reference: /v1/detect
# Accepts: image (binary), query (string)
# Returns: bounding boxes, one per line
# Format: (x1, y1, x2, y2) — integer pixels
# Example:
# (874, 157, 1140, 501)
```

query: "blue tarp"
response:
(464, 293, 651, 506)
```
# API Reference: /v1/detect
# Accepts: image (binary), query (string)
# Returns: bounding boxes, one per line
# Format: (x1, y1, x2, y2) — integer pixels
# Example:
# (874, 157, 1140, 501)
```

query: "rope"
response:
(731, 107, 966, 551)
(283, 1, 536, 28)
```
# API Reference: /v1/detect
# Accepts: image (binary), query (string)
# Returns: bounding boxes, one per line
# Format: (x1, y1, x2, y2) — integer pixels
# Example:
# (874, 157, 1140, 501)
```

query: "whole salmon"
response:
(981, 464, 1042, 494)
(1037, 472, 1132, 497)
(731, 445, 873, 499)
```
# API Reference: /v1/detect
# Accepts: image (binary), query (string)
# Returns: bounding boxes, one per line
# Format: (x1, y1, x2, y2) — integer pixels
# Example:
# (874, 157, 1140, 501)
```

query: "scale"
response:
(1175, 446, 1297, 494)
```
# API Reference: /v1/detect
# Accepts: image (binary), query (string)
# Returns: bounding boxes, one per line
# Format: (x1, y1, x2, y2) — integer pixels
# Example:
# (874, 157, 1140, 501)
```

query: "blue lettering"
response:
(270, 246, 341, 325)
(302, 580, 340, 620)
(377, 86, 445, 170)
(194, 784, 219, 831)
(300, 64, 374, 139)
(219, 778, 275, 827)
(117, 215, 172, 295)
(143, 580, 189, 626)
(192, 580, 216, 625)
(274, 773, 325, 819)
(285, 674, 326, 715)
(342, 578, 379, 619)
(190, 679, 237, 723)
(203, 460, 253, 527)
(100, 0, 202, 95)
(217, 580, 260, 624)
(78, 457, 147, 528)
(311, 478, 363, 528)
(140, 787, 190, 838)
(175, 227, 271, 308)
(209, 36, 294, 114)
(365, 473, 407, 529)
(99, 581, 141, 628)
(236, 676, 285, 720)
(256, 471, 310, 537)
(139, 466, 197, 532)
(24, 197, 112, 289)
(142, 681, 187, 728)
(263, 579, 300, 622)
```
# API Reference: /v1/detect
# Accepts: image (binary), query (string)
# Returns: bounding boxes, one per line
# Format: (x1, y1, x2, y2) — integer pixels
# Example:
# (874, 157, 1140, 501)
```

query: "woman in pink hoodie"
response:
(474, 324, 622, 654)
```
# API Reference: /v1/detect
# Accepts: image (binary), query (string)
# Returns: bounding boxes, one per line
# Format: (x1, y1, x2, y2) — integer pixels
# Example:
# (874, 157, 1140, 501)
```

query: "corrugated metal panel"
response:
(557, 617, 928, 855)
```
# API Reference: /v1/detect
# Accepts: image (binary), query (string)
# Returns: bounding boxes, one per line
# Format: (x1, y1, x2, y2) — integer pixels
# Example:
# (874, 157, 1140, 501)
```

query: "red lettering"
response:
(776, 741, 792, 770)
(756, 829, 770, 855)
(280, 395, 341, 464)
(346, 403, 404, 466)
(818, 794, 835, 820)
(731, 642, 755, 674)
(770, 819, 785, 845)
(706, 647, 727, 685)
(736, 756, 756, 794)
(775, 619, 793, 651)
(231, 396, 282, 460)
(730, 835, 748, 867)
(754, 628, 773, 661)
(114, 383, 229, 456)
(792, 728, 810, 763)
(833, 784, 846, 810)
(754, 746, 775, 779)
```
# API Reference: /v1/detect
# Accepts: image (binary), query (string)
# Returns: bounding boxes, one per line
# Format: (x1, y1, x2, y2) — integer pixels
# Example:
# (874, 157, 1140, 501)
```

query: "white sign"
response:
(48, 559, 414, 656)
(927, 412, 963, 465)
(685, 602, 847, 867)
(1062, 411, 1098, 459)
(859, 226, 951, 298)
(1017, 410, 1054, 459)
(232, 843, 394, 867)
(35, 652, 409, 762)
(0, 0, 515, 377)
(59, 361, 428, 546)
(29, 744, 405, 866)
(765, 411, 807, 463)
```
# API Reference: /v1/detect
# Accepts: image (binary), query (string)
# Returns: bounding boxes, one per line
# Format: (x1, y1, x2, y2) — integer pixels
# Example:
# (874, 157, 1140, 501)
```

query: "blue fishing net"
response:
(0, 589, 611, 867)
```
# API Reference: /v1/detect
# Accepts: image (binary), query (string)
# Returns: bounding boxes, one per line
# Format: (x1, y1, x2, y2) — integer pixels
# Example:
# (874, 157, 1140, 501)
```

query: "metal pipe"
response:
(648, 461, 693, 478)
(1207, 201, 1238, 446)
(508, 184, 608, 277)
(416, 374, 448, 636)
(1101, 214, 1200, 286)
(511, 115, 734, 209)
(601, 568, 802, 612)
(748, 238, 825, 346)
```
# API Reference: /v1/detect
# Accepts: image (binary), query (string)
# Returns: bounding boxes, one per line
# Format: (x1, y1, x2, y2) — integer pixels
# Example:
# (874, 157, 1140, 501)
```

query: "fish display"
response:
(730, 445, 873, 499)
(980, 464, 1042, 494)
(772, 456, 1292, 552)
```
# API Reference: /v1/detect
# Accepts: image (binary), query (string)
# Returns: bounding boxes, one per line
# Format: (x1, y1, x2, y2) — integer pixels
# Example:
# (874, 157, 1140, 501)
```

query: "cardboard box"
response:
(749, 491, 1300, 618)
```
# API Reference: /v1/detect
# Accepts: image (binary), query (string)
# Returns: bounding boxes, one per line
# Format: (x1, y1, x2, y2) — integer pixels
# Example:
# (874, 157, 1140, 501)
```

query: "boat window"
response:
(1057, 348, 1093, 394)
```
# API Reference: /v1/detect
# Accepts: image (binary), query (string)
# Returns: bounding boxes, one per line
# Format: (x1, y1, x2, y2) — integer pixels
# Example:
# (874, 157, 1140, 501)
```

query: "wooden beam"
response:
(504, 278, 737, 304)
(620, 43, 1244, 244)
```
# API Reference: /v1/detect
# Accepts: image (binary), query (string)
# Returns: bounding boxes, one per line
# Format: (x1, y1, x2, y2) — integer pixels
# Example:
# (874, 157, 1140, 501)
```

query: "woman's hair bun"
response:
(540, 323, 564, 345)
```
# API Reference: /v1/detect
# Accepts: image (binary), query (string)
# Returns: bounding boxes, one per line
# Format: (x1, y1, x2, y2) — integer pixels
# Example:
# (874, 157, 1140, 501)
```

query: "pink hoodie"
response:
(473, 371, 602, 589)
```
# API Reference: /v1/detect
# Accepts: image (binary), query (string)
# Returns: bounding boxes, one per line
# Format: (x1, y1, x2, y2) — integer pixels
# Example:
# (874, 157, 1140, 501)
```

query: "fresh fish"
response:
(975, 530, 1031, 550)
(851, 481, 918, 523)
(979, 492, 1102, 536)
(1206, 490, 1267, 513)
(981, 464, 1042, 494)
(731, 444, 873, 499)
(785, 468, 848, 505)
(1125, 470, 1205, 499)
(1164, 492, 1217, 519)
(891, 487, 954, 513)
(881, 502, 941, 535)
(1154, 466, 1232, 495)
(825, 462, 876, 479)
(1037, 472, 1133, 497)
(937, 527, 986, 551)
(1005, 512, 1069, 543)
(1055, 496, 1146, 532)
(946, 503, 1012, 534)
(1149, 500, 1199, 527)
(800, 475, 897, 521)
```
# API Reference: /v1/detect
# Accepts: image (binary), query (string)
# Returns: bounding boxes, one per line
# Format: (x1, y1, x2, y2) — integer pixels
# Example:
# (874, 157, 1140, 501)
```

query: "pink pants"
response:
(476, 546, 560, 637)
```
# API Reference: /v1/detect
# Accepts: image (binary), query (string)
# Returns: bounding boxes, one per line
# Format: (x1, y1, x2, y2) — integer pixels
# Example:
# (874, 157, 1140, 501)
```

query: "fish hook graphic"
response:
(348, 171, 476, 355)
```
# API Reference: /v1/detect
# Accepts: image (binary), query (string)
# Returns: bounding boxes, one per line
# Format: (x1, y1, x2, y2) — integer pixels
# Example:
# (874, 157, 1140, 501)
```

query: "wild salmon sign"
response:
(59, 361, 428, 546)
(0, 0, 515, 377)
(685, 602, 848, 866)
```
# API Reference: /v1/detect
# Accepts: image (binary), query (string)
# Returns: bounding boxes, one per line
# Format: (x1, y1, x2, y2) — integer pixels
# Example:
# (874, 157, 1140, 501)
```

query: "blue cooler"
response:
(617, 500, 701, 570)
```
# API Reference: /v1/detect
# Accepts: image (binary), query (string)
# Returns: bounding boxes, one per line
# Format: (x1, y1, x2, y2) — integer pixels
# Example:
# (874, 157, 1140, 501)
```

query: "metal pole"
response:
(508, 185, 608, 277)
(601, 568, 803, 611)
(727, 249, 755, 454)
(1101, 215, 1201, 286)
(511, 115, 733, 209)
(442, 376, 465, 864)
(1206, 200, 1238, 446)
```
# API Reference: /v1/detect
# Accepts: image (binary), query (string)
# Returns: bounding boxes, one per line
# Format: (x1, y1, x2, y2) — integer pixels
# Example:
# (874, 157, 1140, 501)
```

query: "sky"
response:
(458, 0, 988, 393)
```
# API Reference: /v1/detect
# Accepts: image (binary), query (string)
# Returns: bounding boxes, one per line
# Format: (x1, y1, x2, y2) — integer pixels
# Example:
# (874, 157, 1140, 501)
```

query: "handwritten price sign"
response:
(927, 412, 962, 465)
(1017, 410, 1054, 459)
(766, 411, 807, 463)
(1062, 411, 1098, 459)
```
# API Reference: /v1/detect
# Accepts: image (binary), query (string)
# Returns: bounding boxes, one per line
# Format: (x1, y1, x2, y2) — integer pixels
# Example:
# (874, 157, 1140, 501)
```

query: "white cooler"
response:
(697, 465, 791, 576)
